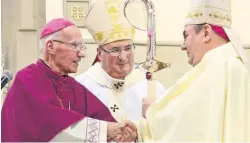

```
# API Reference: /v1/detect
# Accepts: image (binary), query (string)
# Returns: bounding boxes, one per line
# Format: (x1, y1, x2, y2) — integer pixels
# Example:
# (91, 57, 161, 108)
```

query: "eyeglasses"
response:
(99, 44, 135, 56)
(52, 39, 86, 51)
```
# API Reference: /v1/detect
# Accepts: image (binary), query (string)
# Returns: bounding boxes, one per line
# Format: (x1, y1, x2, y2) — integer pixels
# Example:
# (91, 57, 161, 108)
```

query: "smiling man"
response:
(75, 0, 165, 128)
(140, 0, 250, 142)
(181, 24, 231, 67)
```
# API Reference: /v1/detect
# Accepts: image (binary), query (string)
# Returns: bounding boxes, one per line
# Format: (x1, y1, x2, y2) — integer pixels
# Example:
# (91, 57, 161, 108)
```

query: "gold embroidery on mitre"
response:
(186, 10, 231, 25)
(108, 5, 118, 13)
(186, 11, 203, 19)
(209, 12, 231, 22)
(93, 0, 135, 45)
(96, 33, 104, 42)
(105, 0, 120, 24)
(111, 24, 126, 37)
(186, 4, 231, 26)
(94, 27, 135, 44)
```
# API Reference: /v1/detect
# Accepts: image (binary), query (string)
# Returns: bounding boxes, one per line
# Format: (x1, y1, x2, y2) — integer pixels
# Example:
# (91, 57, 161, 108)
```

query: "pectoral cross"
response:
(114, 82, 124, 89)
(110, 104, 119, 112)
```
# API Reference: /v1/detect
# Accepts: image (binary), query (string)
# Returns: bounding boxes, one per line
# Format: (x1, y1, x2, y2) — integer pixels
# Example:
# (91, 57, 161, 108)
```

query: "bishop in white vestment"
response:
(139, 0, 250, 142)
(75, 0, 166, 123)
(76, 63, 165, 123)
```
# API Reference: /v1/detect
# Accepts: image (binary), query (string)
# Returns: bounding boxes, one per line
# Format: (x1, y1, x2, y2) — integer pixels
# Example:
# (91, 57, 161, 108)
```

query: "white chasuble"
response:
(76, 63, 166, 122)
(138, 43, 250, 142)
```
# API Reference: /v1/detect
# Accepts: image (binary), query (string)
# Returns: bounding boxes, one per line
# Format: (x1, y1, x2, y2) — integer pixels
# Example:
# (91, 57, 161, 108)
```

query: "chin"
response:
(121, 67, 131, 73)
(188, 57, 193, 65)
(70, 68, 77, 73)
(116, 70, 129, 76)
(188, 61, 193, 65)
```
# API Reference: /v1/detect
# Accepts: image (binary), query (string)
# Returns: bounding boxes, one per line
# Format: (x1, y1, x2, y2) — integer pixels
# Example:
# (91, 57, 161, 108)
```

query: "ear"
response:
(46, 40, 56, 55)
(97, 47, 103, 61)
(202, 24, 213, 43)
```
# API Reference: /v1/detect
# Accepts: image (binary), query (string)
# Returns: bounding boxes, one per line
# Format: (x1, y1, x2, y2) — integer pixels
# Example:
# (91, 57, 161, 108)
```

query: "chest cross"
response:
(114, 82, 124, 89)
(110, 104, 119, 112)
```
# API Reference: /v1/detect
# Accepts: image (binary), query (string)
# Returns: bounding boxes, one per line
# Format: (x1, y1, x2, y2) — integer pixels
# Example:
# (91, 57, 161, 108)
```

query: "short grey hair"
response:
(193, 23, 206, 33)
(39, 31, 60, 53)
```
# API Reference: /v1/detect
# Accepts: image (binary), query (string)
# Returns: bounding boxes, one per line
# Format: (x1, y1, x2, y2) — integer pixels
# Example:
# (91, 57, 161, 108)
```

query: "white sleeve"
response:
(51, 117, 107, 142)
(156, 80, 167, 99)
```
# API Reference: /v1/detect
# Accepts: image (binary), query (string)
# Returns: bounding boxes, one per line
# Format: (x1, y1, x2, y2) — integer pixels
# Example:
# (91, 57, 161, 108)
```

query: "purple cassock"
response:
(1, 59, 116, 142)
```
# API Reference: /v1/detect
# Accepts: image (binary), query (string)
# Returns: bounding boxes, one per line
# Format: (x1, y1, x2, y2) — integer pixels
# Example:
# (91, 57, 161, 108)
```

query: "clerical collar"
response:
(102, 68, 125, 91)
(37, 59, 69, 81)
(88, 63, 126, 91)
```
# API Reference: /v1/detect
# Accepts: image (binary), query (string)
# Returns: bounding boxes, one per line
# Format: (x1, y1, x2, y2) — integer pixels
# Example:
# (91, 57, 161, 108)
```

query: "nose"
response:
(118, 50, 126, 60)
(181, 44, 187, 51)
(78, 49, 86, 58)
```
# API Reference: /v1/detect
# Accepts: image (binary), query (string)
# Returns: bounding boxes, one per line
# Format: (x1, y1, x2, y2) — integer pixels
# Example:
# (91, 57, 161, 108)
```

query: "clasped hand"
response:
(107, 121, 137, 142)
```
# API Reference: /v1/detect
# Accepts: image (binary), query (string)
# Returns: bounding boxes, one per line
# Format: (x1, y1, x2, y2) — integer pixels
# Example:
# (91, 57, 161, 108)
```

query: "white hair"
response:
(39, 31, 60, 54)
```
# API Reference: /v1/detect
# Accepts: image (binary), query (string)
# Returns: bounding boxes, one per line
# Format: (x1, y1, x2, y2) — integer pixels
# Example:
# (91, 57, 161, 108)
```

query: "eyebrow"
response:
(111, 44, 133, 49)
(125, 44, 133, 47)
(72, 40, 85, 44)
(183, 31, 186, 38)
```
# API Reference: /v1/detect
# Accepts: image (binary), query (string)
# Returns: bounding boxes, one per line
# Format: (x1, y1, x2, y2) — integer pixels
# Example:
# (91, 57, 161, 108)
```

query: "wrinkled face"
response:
(46, 26, 86, 74)
(98, 40, 134, 79)
(182, 25, 204, 66)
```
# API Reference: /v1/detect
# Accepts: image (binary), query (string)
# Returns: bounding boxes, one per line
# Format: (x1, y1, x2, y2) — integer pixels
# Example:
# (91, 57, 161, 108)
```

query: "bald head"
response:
(59, 25, 83, 43)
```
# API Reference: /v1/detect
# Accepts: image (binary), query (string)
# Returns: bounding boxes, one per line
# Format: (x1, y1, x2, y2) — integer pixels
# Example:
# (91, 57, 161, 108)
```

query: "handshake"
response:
(107, 121, 138, 142)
